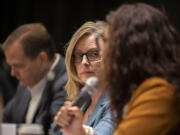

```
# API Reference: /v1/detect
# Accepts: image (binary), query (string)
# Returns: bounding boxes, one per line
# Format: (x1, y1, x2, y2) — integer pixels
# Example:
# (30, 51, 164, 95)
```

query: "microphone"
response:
(72, 76, 98, 107)
(42, 71, 55, 135)
(53, 76, 99, 133)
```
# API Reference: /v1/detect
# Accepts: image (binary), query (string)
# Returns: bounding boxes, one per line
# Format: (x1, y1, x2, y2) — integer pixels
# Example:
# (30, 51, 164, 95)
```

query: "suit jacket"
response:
(114, 77, 180, 135)
(3, 54, 67, 124)
(54, 92, 114, 135)
(0, 67, 15, 106)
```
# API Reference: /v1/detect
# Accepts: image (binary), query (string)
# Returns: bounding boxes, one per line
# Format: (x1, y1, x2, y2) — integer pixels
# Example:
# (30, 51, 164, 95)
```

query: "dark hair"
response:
(104, 3, 180, 125)
(2, 23, 55, 60)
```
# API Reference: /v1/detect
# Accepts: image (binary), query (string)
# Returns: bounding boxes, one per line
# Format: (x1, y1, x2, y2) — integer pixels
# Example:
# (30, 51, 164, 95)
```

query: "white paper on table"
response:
(1, 123, 16, 135)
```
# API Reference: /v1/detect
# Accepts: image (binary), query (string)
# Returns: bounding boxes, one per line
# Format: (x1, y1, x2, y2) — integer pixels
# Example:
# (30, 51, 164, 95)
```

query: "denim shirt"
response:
(52, 92, 114, 135)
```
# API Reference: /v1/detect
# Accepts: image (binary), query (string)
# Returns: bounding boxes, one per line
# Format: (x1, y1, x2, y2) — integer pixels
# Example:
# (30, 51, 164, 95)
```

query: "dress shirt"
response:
(25, 54, 60, 123)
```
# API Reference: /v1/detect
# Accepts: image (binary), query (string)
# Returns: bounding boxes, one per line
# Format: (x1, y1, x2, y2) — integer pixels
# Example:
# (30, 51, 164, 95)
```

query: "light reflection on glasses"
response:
(73, 48, 101, 63)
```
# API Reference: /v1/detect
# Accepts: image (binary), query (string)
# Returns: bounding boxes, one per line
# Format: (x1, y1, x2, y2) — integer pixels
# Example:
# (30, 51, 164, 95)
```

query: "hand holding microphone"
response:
(53, 77, 98, 134)
(54, 101, 84, 135)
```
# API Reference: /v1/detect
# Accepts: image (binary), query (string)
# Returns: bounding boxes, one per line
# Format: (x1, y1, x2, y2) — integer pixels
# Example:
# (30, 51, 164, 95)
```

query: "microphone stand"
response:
(42, 71, 55, 135)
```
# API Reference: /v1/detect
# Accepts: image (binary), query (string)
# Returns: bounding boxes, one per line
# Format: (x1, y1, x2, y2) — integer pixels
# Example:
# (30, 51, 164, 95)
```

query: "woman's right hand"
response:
(54, 101, 86, 135)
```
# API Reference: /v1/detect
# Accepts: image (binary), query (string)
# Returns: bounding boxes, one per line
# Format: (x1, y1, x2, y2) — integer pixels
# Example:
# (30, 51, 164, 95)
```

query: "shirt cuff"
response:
(83, 125, 95, 135)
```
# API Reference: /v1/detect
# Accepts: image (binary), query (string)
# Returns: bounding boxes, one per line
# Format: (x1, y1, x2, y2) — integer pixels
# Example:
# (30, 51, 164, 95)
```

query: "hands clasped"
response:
(54, 101, 86, 135)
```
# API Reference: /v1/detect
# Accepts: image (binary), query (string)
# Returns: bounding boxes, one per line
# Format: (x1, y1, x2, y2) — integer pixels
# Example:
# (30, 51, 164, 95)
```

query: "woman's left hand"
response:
(54, 101, 86, 135)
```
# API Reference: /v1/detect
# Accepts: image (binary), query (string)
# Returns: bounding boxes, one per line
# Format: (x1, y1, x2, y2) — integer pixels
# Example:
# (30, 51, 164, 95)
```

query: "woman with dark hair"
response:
(100, 2, 180, 135)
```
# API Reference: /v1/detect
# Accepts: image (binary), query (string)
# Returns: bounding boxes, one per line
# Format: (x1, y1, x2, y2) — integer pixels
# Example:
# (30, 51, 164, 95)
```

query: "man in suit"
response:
(1, 23, 67, 124)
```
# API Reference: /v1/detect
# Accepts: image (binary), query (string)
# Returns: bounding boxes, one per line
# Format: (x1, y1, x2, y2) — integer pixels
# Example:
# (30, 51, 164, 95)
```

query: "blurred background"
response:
(0, 0, 180, 103)
(1, 0, 180, 55)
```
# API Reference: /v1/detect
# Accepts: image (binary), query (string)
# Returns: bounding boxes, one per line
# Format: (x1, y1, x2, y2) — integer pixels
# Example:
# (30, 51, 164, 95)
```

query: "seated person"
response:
(0, 48, 16, 106)
(53, 21, 114, 135)
(0, 67, 15, 106)
(2, 23, 67, 124)
(101, 3, 180, 135)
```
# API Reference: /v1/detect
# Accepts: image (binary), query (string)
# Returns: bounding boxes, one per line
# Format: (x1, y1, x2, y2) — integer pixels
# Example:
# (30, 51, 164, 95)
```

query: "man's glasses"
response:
(73, 49, 101, 63)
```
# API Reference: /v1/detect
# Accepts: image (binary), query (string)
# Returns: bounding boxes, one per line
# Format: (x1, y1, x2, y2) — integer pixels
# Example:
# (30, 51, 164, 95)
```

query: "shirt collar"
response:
(28, 53, 60, 96)
(50, 53, 60, 71)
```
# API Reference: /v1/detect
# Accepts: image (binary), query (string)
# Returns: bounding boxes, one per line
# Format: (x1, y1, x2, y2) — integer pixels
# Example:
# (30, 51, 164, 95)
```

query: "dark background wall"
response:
(1, 0, 180, 56)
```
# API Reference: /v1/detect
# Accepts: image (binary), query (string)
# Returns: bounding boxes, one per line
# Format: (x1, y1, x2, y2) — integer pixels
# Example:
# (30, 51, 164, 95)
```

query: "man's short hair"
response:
(2, 23, 55, 60)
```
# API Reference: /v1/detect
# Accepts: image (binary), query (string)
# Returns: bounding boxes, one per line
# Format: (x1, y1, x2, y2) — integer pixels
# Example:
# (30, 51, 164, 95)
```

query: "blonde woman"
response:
(54, 21, 114, 135)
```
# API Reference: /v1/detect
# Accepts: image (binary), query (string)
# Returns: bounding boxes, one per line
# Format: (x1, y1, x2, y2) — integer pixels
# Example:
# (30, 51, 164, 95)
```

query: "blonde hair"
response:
(65, 21, 107, 100)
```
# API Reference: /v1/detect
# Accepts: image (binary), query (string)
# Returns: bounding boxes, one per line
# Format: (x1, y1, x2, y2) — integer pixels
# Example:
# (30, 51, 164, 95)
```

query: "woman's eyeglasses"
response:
(73, 49, 101, 63)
